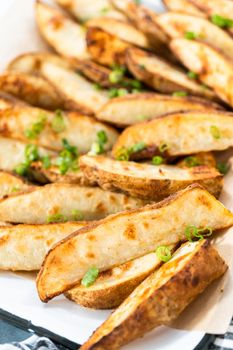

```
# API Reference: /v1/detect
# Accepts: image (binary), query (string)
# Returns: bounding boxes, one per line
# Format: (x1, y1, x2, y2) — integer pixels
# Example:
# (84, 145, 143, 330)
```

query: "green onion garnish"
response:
(93, 83, 102, 91)
(71, 210, 84, 221)
(210, 125, 221, 140)
(24, 113, 47, 139)
(187, 71, 198, 79)
(56, 139, 79, 175)
(217, 162, 230, 175)
(211, 14, 233, 28)
(81, 267, 99, 287)
(14, 144, 40, 176)
(51, 109, 66, 133)
(156, 246, 172, 263)
(100, 7, 110, 15)
(89, 130, 108, 155)
(108, 88, 128, 98)
(185, 31, 198, 40)
(184, 156, 201, 167)
(47, 213, 68, 223)
(115, 142, 146, 161)
(159, 142, 169, 153)
(172, 91, 188, 97)
(11, 186, 21, 193)
(185, 225, 213, 242)
(130, 142, 146, 153)
(152, 156, 164, 165)
(41, 155, 51, 169)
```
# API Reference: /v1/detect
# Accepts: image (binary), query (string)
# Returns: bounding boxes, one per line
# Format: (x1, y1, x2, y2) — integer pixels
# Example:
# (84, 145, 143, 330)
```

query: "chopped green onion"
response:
(217, 162, 230, 175)
(159, 142, 169, 153)
(185, 31, 198, 40)
(211, 14, 233, 28)
(210, 125, 221, 140)
(93, 83, 102, 91)
(136, 115, 148, 121)
(71, 209, 84, 221)
(152, 156, 164, 165)
(184, 156, 201, 167)
(115, 147, 130, 161)
(25, 144, 40, 162)
(51, 109, 66, 133)
(56, 139, 79, 175)
(185, 225, 213, 242)
(47, 213, 68, 223)
(108, 88, 128, 98)
(41, 155, 51, 169)
(130, 80, 142, 89)
(172, 91, 188, 97)
(89, 130, 108, 155)
(97, 130, 108, 144)
(138, 64, 145, 70)
(130, 142, 145, 153)
(14, 163, 29, 176)
(24, 114, 47, 139)
(109, 70, 124, 84)
(81, 267, 99, 287)
(100, 7, 110, 15)
(187, 71, 198, 79)
(156, 246, 172, 263)
(11, 186, 21, 193)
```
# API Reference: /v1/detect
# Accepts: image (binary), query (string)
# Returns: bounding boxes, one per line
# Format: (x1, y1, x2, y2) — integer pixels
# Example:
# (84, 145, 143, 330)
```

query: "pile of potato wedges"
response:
(1, 0, 233, 348)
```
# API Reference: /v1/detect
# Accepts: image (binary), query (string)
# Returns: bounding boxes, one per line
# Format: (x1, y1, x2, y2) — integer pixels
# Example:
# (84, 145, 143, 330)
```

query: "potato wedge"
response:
(80, 240, 227, 350)
(79, 155, 223, 200)
(0, 137, 56, 173)
(86, 26, 131, 67)
(36, 184, 233, 301)
(0, 92, 27, 110)
(0, 106, 118, 153)
(162, 0, 206, 17)
(126, 47, 216, 99)
(170, 39, 233, 107)
(177, 152, 217, 169)
(55, 0, 126, 22)
(190, 0, 233, 35)
(0, 71, 63, 110)
(97, 93, 222, 126)
(40, 60, 109, 114)
(87, 17, 151, 49)
(112, 111, 233, 160)
(35, 1, 89, 62)
(65, 250, 166, 309)
(0, 222, 87, 271)
(157, 12, 233, 60)
(0, 171, 35, 200)
(0, 183, 145, 224)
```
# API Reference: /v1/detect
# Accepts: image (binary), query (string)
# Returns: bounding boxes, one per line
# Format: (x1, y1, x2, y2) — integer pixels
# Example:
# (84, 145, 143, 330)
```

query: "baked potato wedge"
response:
(65, 249, 168, 309)
(40, 60, 109, 114)
(126, 47, 216, 100)
(0, 171, 35, 200)
(0, 105, 118, 153)
(162, 0, 206, 17)
(0, 183, 145, 224)
(0, 221, 87, 271)
(97, 93, 222, 126)
(157, 12, 233, 60)
(86, 26, 131, 67)
(35, 1, 89, 62)
(79, 155, 223, 200)
(87, 17, 151, 49)
(0, 71, 63, 110)
(80, 240, 227, 350)
(170, 39, 233, 107)
(0, 137, 56, 173)
(112, 111, 233, 160)
(55, 0, 126, 22)
(36, 184, 233, 301)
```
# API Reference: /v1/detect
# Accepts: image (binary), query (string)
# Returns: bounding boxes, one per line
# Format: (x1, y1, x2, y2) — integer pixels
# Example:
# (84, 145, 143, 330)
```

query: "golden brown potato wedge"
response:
(80, 155, 223, 200)
(97, 93, 222, 126)
(190, 0, 233, 35)
(170, 39, 233, 107)
(126, 47, 216, 100)
(0, 92, 27, 110)
(0, 71, 63, 110)
(35, 1, 89, 63)
(112, 111, 233, 160)
(87, 17, 151, 49)
(0, 171, 35, 200)
(86, 26, 131, 67)
(40, 60, 109, 114)
(55, 0, 126, 22)
(157, 12, 233, 60)
(0, 183, 145, 224)
(80, 240, 227, 350)
(0, 222, 87, 271)
(36, 184, 233, 301)
(177, 152, 217, 169)
(0, 137, 56, 173)
(65, 250, 166, 309)
(0, 105, 118, 153)
(162, 0, 206, 16)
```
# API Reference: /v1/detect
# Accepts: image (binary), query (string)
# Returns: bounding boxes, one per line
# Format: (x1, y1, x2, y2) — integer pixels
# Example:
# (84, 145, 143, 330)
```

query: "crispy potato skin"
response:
(80, 240, 227, 350)
(0, 72, 63, 110)
(80, 155, 223, 200)
(36, 184, 233, 302)
(0, 171, 35, 200)
(86, 27, 130, 67)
